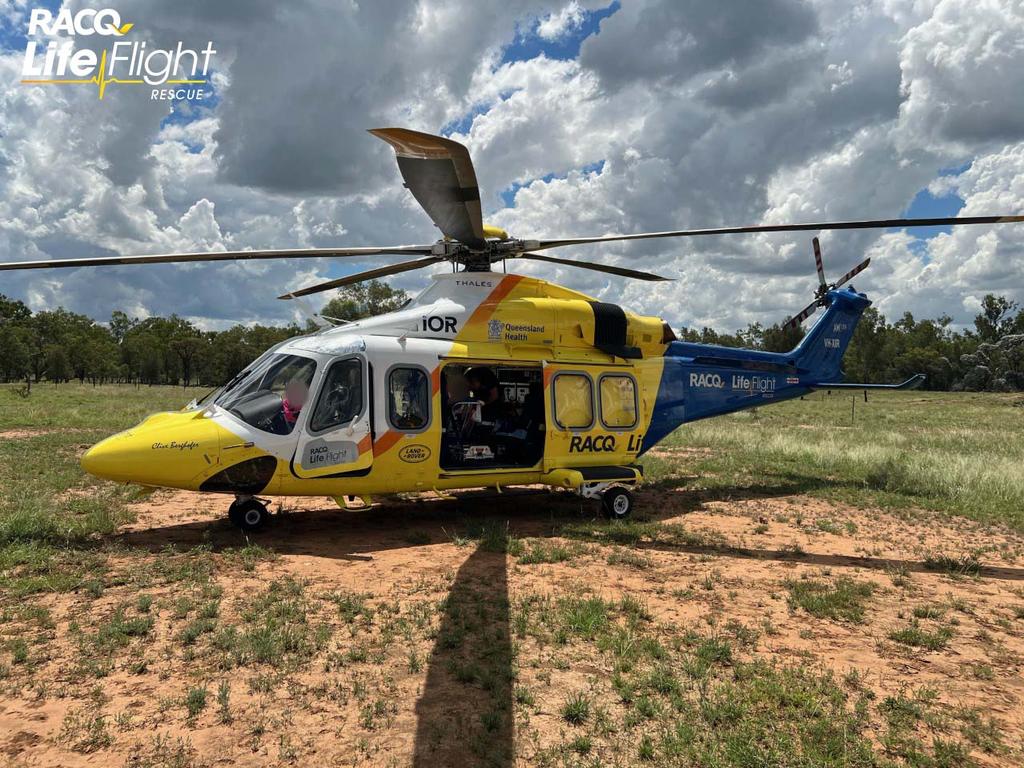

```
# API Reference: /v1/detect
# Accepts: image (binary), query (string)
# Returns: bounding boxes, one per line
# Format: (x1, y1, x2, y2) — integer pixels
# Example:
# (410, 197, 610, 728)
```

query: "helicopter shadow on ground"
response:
(107, 479, 1024, 580)
(110, 488, 593, 560)
(107, 476, 813, 561)
(411, 542, 514, 768)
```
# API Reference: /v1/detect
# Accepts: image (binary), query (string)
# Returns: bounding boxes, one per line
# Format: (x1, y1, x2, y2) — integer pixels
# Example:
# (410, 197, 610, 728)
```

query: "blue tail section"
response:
(786, 289, 871, 383)
(642, 288, 871, 452)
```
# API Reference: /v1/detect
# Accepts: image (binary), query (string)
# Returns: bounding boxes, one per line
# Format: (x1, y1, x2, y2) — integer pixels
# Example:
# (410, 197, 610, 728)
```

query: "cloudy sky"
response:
(1, 0, 1023, 333)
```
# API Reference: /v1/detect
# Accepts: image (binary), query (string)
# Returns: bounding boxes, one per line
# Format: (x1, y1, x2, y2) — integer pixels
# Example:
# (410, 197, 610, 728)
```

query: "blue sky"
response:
(900, 162, 970, 253)
(502, 1, 619, 64)
(0, 0, 61, 51)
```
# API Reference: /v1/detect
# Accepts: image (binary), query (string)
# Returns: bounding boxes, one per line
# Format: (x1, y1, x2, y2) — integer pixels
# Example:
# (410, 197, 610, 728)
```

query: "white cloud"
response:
(536, 1, 586, 40)
(896, 0, 1024, 154)
(0, 0, 1022, 336)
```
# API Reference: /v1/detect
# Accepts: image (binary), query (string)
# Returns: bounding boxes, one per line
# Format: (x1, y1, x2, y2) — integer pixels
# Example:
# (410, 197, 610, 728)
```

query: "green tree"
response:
(761, 321, 805, 352)
(0, 294, 31, 323)
(0, 325, 32, 381)
(109, 310, 137, 344)
(169, 320, 204, 387)
(974, 294, 1017, 342)
(320, 280, 409, 322)
(43, 344, 72, 382)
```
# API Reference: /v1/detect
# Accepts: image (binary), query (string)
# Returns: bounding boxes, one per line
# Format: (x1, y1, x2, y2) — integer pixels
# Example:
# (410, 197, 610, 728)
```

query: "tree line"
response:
(0, 282, 1021, 391)
(0, 282, 408, 388)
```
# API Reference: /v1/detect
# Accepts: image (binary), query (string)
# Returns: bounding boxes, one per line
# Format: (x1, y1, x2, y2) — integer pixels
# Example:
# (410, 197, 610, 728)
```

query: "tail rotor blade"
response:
(812, 237, 826, 289)
(784, 300, 820, 330)
(835, 257, 870, 288)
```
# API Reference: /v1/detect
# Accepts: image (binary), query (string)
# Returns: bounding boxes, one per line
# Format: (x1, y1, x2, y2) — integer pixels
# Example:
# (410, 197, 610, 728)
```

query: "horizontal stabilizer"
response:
(812, 374, 926, 390)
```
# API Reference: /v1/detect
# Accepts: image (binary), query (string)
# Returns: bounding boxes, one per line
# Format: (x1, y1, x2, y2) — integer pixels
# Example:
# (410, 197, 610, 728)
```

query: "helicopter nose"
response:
(80, 412, 222, 489)
(80, 437, 124, 480)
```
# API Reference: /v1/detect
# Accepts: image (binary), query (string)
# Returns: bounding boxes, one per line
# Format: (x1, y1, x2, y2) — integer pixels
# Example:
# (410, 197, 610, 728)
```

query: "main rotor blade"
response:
(534, 214, 1024, 250)
(518, 252, 670, 281)
(835, 257, 870, 287)
(0, 245, 436, 272)
(812, 237, 826, 289)
(278, 255, 447, 299)
(783, 300, 820, 330)
(370, 128, 487, 250)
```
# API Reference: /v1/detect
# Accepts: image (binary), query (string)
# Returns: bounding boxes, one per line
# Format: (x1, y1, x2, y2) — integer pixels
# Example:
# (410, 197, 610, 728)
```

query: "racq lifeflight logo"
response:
(20, 7, 216, 101)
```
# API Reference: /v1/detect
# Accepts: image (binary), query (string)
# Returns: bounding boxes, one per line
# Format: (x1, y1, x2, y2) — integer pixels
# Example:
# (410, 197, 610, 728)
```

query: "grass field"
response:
(1, 384, 1023, 767)
(646, 390, 1024, 530)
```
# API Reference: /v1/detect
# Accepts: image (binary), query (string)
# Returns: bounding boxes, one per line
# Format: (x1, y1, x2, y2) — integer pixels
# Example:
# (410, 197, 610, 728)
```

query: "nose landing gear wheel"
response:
(228, 498, 269, 531)
(602, 487, 633, 520)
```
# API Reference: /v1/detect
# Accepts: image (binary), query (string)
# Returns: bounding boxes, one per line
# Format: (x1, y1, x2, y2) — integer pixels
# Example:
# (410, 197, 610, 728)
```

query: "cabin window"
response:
(309, 358, 363, 433)
(552, 373, 594, 430)
(388, 366, 430, 431)
(599, 374, 638, 429)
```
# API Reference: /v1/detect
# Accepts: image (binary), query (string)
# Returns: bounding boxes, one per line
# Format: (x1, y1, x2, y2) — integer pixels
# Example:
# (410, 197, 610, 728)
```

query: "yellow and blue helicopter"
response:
(2, 128, 1021, 529)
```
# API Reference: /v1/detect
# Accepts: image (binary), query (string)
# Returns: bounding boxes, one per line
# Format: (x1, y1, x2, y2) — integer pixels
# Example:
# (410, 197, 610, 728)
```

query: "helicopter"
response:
(1, 127, 1021, 529)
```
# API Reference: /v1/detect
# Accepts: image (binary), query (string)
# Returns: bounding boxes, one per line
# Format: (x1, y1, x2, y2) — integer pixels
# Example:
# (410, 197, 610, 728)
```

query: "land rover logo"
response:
(398, 444, 431, 463)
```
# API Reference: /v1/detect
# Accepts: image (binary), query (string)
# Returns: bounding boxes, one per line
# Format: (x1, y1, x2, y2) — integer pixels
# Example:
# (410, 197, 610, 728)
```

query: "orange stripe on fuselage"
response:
(462, 274, 523, 334)
(372, 430, 404, 457)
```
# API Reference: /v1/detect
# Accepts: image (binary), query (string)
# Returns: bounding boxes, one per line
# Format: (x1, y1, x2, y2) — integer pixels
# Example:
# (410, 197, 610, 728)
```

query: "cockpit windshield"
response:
(191, 342, 293, 410)
(214, 353, 317, 435)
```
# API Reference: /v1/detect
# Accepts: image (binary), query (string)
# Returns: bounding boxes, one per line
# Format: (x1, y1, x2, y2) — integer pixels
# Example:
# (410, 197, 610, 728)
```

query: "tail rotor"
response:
(784, 237, 870, 330)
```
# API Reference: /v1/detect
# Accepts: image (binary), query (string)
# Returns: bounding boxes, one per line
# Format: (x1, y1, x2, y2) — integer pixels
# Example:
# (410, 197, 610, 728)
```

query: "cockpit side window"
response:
(309, 358, 363, 434)
(216, 354, 317, 435)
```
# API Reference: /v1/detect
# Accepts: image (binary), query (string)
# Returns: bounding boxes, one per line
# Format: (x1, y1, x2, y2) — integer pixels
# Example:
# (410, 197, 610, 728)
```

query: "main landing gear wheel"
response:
(602, 487, 634, 520)
(228, 497, 268, 532)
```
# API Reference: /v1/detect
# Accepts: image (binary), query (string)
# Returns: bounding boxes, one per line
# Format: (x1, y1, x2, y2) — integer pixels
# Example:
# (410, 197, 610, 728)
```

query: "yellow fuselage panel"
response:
(81, 411, 226, 487)
(453, 296, 665, 358)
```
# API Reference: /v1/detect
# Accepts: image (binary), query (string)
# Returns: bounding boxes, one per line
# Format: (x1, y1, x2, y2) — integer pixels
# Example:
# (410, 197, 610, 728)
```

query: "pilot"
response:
(274, 379, 309, 434)
(465, 367, 502, 423)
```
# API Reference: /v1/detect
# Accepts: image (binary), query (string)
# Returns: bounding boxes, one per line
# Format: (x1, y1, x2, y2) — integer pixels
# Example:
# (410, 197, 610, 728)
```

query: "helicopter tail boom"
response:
(640, 287, 872, 451)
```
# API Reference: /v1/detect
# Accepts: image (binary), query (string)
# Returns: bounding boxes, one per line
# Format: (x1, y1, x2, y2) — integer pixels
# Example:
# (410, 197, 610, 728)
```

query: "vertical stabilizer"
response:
(790, 288, 870, 382)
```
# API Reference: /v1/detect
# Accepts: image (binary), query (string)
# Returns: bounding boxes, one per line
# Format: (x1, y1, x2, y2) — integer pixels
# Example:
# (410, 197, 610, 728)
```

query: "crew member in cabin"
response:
(271, 379, 309, 435)
(465, 367, 503, 424)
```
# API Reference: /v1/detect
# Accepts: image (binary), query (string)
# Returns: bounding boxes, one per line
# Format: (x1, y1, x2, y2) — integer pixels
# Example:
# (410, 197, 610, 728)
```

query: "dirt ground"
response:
(2, 483, 1024, 767)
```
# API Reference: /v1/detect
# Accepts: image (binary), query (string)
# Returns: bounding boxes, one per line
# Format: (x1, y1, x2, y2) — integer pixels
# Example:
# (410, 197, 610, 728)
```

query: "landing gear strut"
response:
(228, 495, 268, 532)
